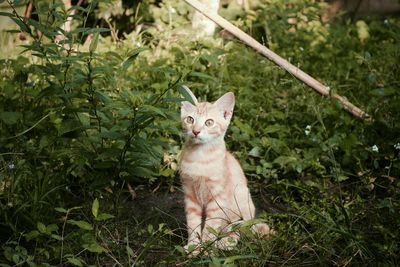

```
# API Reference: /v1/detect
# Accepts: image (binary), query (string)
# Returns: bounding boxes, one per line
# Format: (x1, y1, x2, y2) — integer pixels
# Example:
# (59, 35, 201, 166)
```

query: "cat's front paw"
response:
(252, 223, 276, 238)
(184, 242, 202, 257)
(215, 235, 239, 250)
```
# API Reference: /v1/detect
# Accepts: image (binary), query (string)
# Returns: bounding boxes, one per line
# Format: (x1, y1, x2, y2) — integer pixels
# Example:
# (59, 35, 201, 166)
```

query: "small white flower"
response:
(371, 145, 379, 152)
(8, 163, 15, 170)
(305, 125, 311, 136)
(394, 143, 400, 150)
(169, 7, 177, 14)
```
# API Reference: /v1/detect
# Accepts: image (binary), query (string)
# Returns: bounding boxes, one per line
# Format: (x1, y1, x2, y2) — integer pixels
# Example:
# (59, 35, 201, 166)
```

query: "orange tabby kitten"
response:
(180, 89, 273, 252)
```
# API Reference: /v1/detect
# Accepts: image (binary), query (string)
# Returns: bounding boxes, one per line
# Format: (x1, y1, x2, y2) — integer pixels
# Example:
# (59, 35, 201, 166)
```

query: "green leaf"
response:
(0, 12, 13, 18)
(0, 112, 22, 125)
(11, 17, 30, 33)
(77, 113, 90, 127)
(27, 18, 58, 37)
(126, 245, 134, 257)
(12, 254, 21, 264)
(95, 213, 115, 221)
(141, 105, 166, 118)
(89, 32, 100, 53)
(234, 117, 255, 136)
(67, 257, 83, 267)
(3, 246, 13, 261)
(100, 128, 124, 139)
(92, 198, 99, 218)
(94, 90, 112, 104)
(223, 255, 258, 264)
(336, 174, 349, 182)
(130, 166, 154, 178)
(264, 124, 286, 134)
(369, 88, 396, 97)
(205, 226, 219, 236)
(25, 230, 40, 241)
(67, 220, 93, 230)
(356, 20, 370, 42)
(71, 27, 110, 35)
(59, 119, 83, 136)
(177, 85, 196, 105)
(249, 146, 261, 158)
(174, 245, 185, 255)
(46, 224, 58, 233)
(51, 234, 62, 241)
(37, 222, 46, 233)
(159, 168, 174, 177)
(273, 156, 298, 167)
(83, 243, 107, 253)
(189, 71, 216, 81)
(122, 48, 148, 70)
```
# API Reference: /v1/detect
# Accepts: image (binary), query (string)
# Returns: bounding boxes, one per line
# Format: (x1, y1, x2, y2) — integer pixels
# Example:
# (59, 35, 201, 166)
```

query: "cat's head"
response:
(181, 90, 235, 144)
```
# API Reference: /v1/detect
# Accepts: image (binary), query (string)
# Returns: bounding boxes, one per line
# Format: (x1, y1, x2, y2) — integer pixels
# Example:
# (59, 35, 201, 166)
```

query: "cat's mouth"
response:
(191, 136, 203, 142)
(188, 134, 205, 143)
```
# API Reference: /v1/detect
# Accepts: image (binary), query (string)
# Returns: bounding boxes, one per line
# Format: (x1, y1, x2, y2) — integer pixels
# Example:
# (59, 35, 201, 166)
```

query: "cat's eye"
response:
(205, 119, 214, 127)
(186, 116, 194, 124)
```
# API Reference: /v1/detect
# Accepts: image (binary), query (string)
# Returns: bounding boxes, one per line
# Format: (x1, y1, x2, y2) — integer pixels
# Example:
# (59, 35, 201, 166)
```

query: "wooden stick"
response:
(184, 0, 370, 120)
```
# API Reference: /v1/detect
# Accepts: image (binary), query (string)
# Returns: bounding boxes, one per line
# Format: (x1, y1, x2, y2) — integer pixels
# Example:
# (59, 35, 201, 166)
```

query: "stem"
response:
(59, 209, 71, 265)
(1, 111, 54, 140)
(152, 75, 182, 105)
(118, 108, 138, 171)
(116, 78, 179, 178)
(87, 54, 102, 134)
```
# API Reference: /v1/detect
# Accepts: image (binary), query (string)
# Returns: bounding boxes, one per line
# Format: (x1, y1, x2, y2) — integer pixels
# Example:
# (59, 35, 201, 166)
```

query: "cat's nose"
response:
(192, 130, 200, 137)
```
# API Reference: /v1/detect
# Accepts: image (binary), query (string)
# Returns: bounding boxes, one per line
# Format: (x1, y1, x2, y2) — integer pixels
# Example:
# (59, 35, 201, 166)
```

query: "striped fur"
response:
(180, 91, 273, 252)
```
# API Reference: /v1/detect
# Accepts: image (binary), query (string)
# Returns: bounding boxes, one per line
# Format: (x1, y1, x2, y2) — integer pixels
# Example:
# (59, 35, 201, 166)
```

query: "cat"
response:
(179, 88, 273, 254)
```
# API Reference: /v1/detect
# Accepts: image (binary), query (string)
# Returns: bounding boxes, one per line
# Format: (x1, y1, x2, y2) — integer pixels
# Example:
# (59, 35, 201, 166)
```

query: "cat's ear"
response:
(181, 101, 196, 118)
(214, 92, 235, 120)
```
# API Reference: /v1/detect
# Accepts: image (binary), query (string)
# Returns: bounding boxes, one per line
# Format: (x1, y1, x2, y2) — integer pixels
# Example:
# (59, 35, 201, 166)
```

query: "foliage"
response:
(0, 0, 399, 265)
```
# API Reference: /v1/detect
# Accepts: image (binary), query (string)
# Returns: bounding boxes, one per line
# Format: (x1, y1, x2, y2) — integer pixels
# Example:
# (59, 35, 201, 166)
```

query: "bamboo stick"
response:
(184, 0, 370, 120)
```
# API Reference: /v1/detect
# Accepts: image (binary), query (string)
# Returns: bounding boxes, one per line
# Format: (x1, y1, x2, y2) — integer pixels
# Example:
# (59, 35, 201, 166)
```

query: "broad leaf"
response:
(0, 112, 22, 125)
(177, 85, 196, 105)
(92, 198, 99, 218)
(95, 213, 115, 221)
(67, 257, 83, 267)
(37, 222, 46, 234)
(83, 243, 107, 253)
(122, 48, 148, 70)
(67, 220, 93, 230)
(89, 32, 100, 53)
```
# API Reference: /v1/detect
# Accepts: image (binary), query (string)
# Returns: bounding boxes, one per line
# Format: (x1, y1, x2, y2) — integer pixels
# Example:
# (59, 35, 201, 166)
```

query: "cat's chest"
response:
(192, 177, 211, 205)
(187, 176, 224, 206)
(180, 147, 226, 178)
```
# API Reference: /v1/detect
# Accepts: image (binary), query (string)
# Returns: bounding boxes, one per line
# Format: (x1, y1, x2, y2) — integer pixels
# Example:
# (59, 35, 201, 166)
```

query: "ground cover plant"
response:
(0, 0, 399, 266)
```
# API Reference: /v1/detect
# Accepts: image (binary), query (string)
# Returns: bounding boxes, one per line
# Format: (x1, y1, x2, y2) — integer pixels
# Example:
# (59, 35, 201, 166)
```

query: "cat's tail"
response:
(251, 223, 276, 238)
